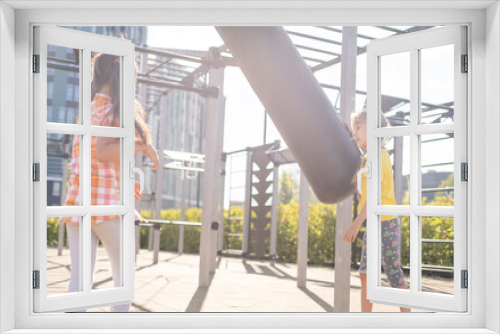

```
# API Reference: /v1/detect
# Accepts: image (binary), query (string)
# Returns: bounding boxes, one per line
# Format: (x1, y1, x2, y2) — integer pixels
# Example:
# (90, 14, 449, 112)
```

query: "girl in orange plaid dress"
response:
(62, 54, 159, 312)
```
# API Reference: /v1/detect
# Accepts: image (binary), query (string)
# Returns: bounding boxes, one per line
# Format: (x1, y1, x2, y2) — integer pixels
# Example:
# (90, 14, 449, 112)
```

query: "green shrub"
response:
(45, 195, 453, 267)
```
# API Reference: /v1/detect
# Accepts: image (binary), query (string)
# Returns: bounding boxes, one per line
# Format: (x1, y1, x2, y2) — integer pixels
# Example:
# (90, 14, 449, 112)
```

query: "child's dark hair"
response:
(91, 53, 151, 144)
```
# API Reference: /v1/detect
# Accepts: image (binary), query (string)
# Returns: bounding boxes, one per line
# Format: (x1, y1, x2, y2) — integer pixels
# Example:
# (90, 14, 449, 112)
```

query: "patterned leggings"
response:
(358, 217, 407, 288)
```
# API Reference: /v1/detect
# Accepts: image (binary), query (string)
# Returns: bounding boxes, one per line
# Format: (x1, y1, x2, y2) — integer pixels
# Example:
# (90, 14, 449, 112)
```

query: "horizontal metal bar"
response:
(421, 136, 452, 144)
(285, 30, 342, 46)
(302, 56, 326, 64)
(135, 45, 206, 64)
(47, 55, 79, 65)
(421, 238, 453, 244)
(294, 43, 341, 57)
(422, 187, 454, 193)
(422, 162, 454, 168)
(421, 264, 453, 270)
(46, 205, 130, 217)
(375, 26, 405, 33)
(319, 83, 452, 113)
(227, 233, 243, 237)
(137, 77, 216, 97)
(146, 219, 202, 227)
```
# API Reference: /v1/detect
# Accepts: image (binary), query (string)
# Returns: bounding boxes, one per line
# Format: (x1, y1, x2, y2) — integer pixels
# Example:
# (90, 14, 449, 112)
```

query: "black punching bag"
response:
(216, 26, 360, 204)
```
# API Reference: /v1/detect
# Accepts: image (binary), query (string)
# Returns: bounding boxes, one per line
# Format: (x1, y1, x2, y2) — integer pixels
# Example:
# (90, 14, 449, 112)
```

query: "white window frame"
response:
(366, 26, 467, 312)
(0, 1, 497, 333)
(33, 25, 137, 312)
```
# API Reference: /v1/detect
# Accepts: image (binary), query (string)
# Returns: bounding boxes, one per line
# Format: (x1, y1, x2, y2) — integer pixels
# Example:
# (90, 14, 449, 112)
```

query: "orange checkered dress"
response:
(61, 93, 121, 224)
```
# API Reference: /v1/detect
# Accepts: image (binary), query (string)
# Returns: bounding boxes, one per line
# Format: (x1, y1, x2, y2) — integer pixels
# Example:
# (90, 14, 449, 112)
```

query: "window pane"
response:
(420, 44, 454, 125)
(47, 45, 80, 124)
(47, 133, 80, 206)
(380, 136, 410, 206)
(380, 52, 410, 127)
(378, 215, 411, 291)
(47, 216, 82, 296)
(90, 53, 121, 128)
(421, 134, 454, 206)
(91, 136, 122, 206)
(91, 216, 123, 292)
(421, 216, 454, 295)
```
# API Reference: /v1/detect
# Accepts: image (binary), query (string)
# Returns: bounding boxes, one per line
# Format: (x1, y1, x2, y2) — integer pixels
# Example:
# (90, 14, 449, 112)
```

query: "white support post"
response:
(148, 200, 154, 251)
(179, 170, 186, 255)
(153, 94, 168, 264)
(269, 163, 279, 266)
(200, 63, 225, 286)
(217, 154, 227, 254)
(242, 149, 252, 257)
(297, 171, 309, 288)
(333, 26, 357, 312)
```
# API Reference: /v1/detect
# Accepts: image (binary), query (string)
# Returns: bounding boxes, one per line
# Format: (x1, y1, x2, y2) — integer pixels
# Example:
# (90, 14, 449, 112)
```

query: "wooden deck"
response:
(46, 247, 453, 313)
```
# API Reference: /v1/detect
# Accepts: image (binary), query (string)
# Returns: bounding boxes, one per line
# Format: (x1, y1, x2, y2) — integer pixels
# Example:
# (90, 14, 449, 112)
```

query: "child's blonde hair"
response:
(351, 108, 389, 129)
(351, 108, 391, 150)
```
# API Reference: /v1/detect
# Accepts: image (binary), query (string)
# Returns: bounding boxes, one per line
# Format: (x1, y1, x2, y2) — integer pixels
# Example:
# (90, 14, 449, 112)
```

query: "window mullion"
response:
(409, 47, 420, 295)
(81, 48, 92, 295)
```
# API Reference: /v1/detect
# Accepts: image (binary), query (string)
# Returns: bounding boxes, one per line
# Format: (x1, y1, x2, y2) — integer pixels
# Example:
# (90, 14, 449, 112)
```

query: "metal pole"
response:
(199, 63, 225, 286)
(148, 193, 154, 251)
(135, 223, 140, 262)
(218, 153, 227, 254)
(242, 149, 253, 257)
(297, 171, 309, 288)
(333, 26, 357, 313)
(269, 163, 279, 266)
(179, 170, 186, 255)
(153, 94, 169, 264)
(179, 92, 188, 255)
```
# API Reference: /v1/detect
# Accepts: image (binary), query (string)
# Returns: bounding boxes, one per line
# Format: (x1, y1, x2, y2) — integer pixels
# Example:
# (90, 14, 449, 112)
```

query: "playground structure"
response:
(47, 26, 456, 312)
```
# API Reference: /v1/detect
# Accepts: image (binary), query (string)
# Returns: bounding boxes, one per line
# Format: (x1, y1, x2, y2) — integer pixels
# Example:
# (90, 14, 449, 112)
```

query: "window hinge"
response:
(461, 54, 468, 73)
(33, 163, 40, 182)
(33, 54, 40, 73)
(461, 162, 468, 181)
(461, 270, 468, 289)
(33, 270, 40, 289)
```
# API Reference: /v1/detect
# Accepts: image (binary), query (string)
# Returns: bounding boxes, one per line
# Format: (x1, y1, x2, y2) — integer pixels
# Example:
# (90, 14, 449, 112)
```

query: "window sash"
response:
(366, 25, 467, 312)
(33, 25, 136, 313)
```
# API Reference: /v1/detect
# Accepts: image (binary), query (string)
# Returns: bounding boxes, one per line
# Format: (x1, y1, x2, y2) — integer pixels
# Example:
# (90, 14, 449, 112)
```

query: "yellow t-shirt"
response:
(358, 149, 397, 221)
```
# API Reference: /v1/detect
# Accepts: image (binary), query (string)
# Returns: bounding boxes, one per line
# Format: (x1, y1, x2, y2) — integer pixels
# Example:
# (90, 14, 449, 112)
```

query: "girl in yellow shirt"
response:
(343, 111, 410, 312)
